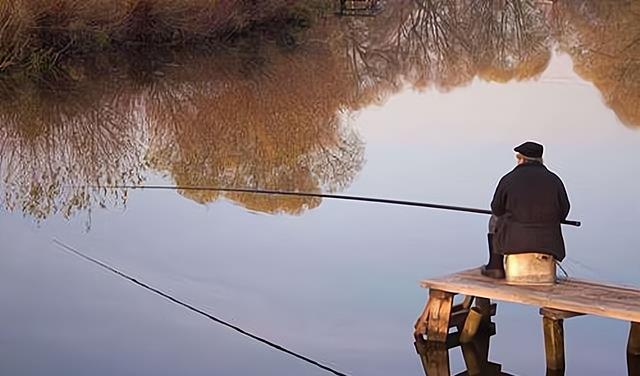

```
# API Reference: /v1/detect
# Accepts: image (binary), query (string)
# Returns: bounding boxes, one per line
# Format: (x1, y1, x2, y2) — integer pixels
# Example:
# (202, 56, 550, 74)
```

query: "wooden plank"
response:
(543, 316, 565, 371)
(420, 268, 640, 323)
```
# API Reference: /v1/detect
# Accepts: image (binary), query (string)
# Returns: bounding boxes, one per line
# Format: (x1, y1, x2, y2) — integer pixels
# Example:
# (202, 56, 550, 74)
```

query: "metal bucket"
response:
(504, 253, 556, 286)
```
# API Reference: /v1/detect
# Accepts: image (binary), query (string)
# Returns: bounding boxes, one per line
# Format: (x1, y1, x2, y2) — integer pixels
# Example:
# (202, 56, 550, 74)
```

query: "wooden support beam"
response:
(460, 307, 483, 343)
(460, 295, 474, 310)
(542, 316, 565, 371)
(475, 297, 491, 315)
(426, 290, 454, 343)
(629, 322, 640, 356)
(449, 309, 470, 330)
(414, 299, 431, 339)
(475, 297, 497, 334)
(540, 307, 584, 321)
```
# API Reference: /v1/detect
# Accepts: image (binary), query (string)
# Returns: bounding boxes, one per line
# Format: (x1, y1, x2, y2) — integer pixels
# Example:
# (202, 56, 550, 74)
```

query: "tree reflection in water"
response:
(552, 0, 640, 128)
(0, 0, 638, 221)
(0, 74, 143, 221)
(145, 42, 365, 214)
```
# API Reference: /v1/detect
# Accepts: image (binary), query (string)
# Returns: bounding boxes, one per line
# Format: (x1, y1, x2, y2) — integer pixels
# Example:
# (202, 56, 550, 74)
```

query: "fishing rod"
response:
(52, 239, 349, 376)
(99, 185, 582, 227)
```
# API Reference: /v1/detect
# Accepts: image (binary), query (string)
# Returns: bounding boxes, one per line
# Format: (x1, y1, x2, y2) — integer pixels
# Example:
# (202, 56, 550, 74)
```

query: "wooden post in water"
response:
(542, 315, 565, 371)
(629, 322, 640, 356)
(475, 297, 493, 328)
(460, 307, 483, 343)
(426, 290, 454, 343)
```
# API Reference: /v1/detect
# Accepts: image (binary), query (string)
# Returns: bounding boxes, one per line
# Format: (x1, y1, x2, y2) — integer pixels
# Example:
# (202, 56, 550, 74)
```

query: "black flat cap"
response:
(514, 141, 543, 158)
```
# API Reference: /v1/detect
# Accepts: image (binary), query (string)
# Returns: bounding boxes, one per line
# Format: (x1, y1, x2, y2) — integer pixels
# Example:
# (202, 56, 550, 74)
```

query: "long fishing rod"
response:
(101, 185, 582, 227)
(52, 239, 349, 376)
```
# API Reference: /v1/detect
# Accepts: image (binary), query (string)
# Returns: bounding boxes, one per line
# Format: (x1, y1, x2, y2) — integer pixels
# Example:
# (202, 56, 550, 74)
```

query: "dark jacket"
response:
(491, 162, 570, 261)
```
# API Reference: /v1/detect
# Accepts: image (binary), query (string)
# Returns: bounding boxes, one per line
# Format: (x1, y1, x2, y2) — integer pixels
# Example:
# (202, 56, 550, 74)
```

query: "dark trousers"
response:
(486, 233, 504, 270)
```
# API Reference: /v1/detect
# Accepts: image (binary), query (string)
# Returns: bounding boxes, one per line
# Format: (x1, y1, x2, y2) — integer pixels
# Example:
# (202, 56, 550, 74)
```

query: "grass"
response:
(0, 0, 324, 75)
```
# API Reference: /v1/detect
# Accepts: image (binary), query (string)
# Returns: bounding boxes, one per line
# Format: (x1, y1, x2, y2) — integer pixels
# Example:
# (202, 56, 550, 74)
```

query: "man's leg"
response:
(481, 216, 505, 279)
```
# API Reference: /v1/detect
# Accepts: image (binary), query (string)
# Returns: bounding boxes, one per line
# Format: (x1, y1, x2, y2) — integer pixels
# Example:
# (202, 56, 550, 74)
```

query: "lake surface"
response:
(1, 1, 639, 375)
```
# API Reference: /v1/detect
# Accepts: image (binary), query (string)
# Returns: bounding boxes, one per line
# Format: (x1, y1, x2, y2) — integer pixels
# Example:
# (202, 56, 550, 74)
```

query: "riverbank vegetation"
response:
(0, 0, 326, 76)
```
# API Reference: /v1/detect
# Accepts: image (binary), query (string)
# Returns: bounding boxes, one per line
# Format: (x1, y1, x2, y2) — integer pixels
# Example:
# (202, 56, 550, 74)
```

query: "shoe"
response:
(481, 265, 505, 279)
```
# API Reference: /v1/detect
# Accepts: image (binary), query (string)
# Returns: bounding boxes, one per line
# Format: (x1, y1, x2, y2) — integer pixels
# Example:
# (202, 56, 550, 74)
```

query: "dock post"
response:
(460, 307, 483, 343)
(542, 316, 565, 371)
(629, 322, 640, 356)
(414, 289, 454, 342)
(426, 290, 454, 343)
(475, 297, 493, 330)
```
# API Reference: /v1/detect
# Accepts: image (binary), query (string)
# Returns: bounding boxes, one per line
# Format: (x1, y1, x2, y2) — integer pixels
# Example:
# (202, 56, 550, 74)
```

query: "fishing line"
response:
(93, 184, 582, 227)
(52, 239, 349, 376)
(555, 260, 570, 280)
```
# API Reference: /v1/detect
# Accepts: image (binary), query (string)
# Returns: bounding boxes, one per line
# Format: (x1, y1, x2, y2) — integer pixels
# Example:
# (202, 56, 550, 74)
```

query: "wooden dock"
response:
(414, 268, 640, 373)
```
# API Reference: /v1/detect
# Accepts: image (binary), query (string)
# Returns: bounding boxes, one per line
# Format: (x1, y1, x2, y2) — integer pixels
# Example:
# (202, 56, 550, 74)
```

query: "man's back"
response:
(491, 162, 570, 260)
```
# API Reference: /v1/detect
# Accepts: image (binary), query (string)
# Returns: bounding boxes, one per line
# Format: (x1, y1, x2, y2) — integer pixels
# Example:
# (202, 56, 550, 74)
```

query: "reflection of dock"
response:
(336, 0, 383, 16)
(415, 327, 517, 376)
(414, 268, 640, 374)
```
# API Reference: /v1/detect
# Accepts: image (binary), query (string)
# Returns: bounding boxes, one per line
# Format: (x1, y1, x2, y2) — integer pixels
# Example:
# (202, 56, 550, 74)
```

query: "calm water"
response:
(1, 1, 639, 375)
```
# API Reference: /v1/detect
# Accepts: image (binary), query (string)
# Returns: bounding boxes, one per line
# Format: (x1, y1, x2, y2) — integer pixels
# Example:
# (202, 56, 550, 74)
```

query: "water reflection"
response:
(552, 1, 640, 128)
(415, 329, 518, 376)
(0, 77, 143, 220)
(1, 0, 639, 220)
(630, 354, 640, 376)
(415, 324, 640, 375)
(145, 45, 365, 214)
(342, 0, 551, 94)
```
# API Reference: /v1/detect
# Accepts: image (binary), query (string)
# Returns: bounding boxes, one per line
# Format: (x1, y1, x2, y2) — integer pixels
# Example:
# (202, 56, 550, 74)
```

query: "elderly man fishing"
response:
(482, 141, 571, 284)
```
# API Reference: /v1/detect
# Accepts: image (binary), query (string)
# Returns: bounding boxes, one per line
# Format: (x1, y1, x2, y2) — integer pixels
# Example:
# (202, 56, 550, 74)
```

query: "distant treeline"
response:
(0, 0, 325, 75)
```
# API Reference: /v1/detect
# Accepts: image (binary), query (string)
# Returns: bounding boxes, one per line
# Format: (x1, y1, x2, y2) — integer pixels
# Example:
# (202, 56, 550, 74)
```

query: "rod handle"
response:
(562, 220, 581, 227)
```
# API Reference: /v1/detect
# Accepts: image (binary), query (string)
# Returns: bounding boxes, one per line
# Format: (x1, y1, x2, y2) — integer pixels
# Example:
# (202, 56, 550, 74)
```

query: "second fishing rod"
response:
(97, 185, 582, 227)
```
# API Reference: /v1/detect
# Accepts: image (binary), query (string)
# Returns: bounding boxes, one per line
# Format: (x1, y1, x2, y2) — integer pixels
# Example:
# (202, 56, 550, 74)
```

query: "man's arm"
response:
(558, 180, 570, 220)
(491, 177, 507, 216)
